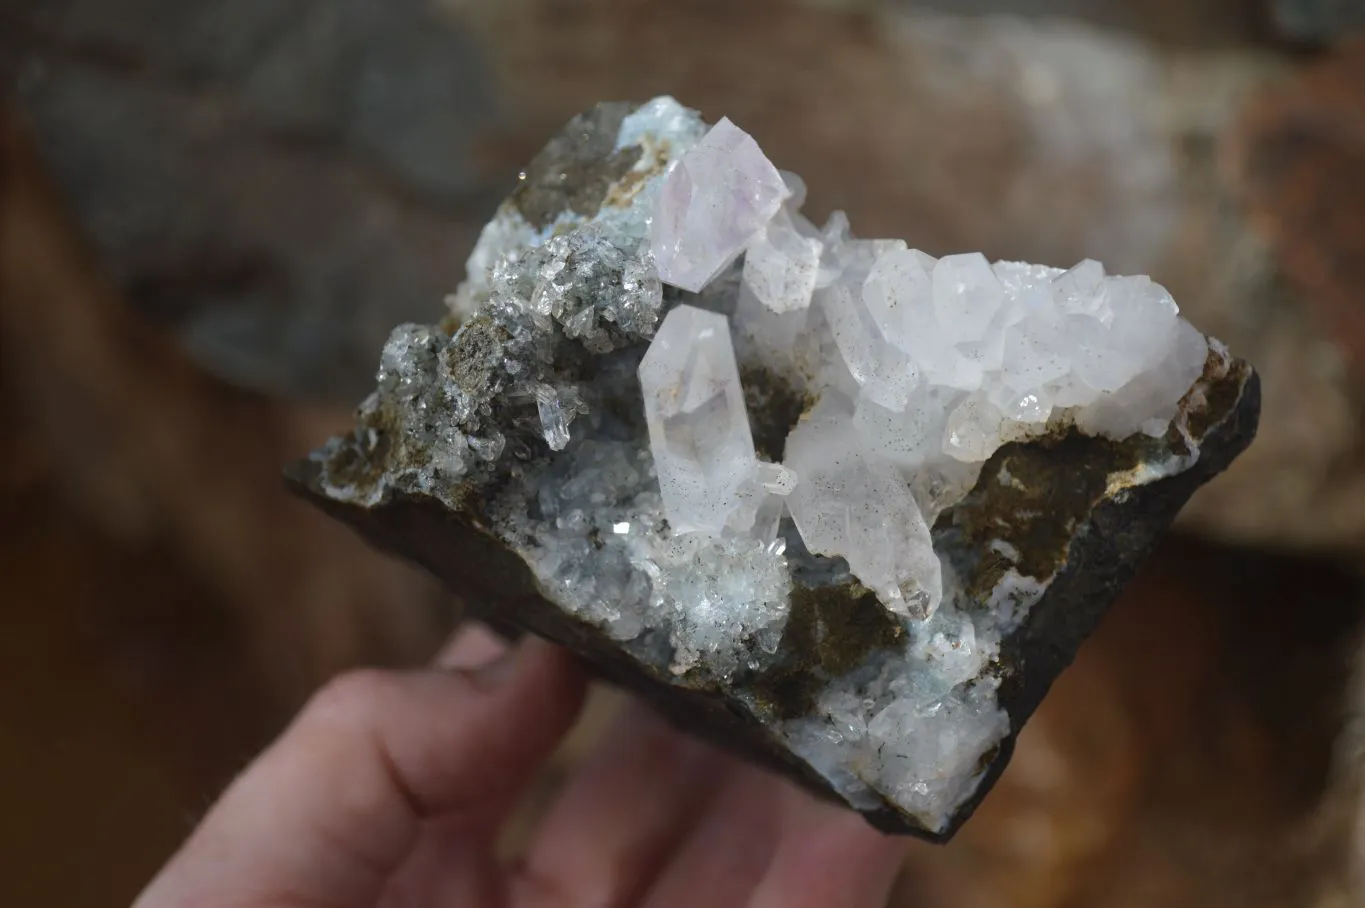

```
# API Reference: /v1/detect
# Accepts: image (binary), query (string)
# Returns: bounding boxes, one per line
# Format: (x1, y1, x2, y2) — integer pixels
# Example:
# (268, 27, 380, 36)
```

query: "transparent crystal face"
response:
(639, 305, 770, 535)
(651, 118, 792, 293)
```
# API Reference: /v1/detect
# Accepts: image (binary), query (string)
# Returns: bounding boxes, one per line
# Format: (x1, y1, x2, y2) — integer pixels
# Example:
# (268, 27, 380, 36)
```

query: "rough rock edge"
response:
(286, 351, 1259, 841)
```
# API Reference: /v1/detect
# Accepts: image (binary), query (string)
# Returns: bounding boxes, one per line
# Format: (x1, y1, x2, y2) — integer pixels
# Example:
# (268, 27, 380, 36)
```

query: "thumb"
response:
(135, 634, 586, 908)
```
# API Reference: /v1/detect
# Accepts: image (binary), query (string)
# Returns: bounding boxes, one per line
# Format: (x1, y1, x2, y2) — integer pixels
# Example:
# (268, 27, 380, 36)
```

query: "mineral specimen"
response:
(289, 97, 1259, 840)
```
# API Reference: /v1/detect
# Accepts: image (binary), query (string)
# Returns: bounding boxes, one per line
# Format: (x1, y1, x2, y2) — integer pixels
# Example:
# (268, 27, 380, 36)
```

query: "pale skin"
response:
(136, 625, 908, 908)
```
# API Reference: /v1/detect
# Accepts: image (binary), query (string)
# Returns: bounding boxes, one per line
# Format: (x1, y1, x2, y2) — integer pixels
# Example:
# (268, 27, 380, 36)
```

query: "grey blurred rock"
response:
(1269, 0, 1365, 43)
(801, 0, 1265, 48)
(5, 0, 497, 399)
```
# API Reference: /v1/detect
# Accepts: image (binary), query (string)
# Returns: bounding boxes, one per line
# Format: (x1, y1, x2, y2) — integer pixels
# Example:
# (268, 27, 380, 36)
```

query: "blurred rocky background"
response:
(2, 0, 1364, 904)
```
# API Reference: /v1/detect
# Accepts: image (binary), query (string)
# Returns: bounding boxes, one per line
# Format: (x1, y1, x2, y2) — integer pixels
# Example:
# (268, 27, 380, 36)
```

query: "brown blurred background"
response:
(3, 0, 1365, 905)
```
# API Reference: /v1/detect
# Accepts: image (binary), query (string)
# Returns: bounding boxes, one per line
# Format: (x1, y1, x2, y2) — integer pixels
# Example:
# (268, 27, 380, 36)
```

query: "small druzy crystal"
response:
(295, 96, 1258, 842)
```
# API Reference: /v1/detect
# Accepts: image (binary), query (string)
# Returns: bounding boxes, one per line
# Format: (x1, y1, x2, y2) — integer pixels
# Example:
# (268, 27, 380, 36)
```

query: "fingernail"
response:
(471, 640, 525, 687)
(439, 621, 511, 670)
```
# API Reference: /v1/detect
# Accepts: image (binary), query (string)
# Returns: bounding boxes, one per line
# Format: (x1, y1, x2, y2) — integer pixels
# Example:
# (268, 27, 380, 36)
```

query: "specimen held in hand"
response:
(289, 97, 1259, 840)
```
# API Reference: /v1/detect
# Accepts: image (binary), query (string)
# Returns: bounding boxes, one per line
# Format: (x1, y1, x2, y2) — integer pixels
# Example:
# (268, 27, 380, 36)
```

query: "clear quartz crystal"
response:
(535, 385, 571, 450)
(732, 280, 810, 382)
(651, 118, 792, 292)
(783, 398, 943, 619)
(535, 384, 585, 451)
(743, 206, 823, 313)
(933, 253, 1005, 344)
(816, 239, 921, 412)
(638, 305, 764, 533)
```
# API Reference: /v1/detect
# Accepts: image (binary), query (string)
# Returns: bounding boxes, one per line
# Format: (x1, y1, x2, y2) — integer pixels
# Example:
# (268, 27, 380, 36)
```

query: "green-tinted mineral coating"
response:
(510, 103, 644, 229)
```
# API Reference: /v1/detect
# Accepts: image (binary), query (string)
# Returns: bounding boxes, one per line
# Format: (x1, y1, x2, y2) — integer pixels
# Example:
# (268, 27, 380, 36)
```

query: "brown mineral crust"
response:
(509, 102, 642, 230)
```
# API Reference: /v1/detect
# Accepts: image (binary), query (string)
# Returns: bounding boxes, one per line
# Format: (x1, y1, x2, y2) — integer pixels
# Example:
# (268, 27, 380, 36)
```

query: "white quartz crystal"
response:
(785, 397, 942, 619)
(743, 207, 823, 313)
(864, 683, 1009, 827)
(651, 118, 792, 293)
(778, 594, 1011, 832)
(732, 280, 811, 383)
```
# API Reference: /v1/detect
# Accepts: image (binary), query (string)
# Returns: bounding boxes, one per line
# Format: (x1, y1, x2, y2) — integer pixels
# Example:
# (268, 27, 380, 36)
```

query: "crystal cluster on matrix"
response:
(631, 101, 1204, 829)
(642, 111, 1207, 621)
(345, 96, 1213, 834)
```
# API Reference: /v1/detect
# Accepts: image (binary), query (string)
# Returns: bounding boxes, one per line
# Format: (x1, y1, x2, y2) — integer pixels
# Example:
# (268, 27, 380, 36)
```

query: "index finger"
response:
(134, 635, 586, 908)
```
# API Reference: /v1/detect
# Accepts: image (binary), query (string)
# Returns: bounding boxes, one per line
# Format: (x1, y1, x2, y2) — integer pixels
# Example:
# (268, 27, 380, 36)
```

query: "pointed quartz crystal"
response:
(650, 118, 791, 293)
(639, 305, 764, 534)
(861, 247, 983, 392)
(784, 397, 943, 619)
(742, 171, 823, 314)
(815, 239, 923, 412)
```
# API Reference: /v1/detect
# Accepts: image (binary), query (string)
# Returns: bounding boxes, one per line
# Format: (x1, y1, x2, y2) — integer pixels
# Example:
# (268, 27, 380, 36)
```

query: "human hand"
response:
(135, 624, 907, 907)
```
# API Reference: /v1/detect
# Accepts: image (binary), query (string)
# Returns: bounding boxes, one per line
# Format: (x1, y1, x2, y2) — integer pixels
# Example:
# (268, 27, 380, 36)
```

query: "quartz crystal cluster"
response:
(639, 112, 1207, 622)
(296, 96, 1258, 839)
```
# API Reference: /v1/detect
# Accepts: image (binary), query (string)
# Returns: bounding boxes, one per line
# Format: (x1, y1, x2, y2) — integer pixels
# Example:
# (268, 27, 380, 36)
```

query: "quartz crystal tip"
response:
(650, 118, 791, 293)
